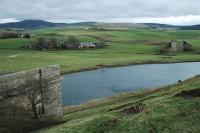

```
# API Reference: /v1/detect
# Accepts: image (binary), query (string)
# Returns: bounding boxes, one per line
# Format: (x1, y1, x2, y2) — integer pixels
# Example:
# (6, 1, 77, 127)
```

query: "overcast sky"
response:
(0, 0, 200, 25)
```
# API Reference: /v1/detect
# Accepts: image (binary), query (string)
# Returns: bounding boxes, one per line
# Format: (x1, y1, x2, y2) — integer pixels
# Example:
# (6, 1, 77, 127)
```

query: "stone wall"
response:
(0, 65, 63, 119)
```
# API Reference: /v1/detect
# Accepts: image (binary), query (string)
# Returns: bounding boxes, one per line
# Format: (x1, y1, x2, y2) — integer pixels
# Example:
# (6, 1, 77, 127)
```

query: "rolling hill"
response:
(141, 23, 180, 29)
(142, 23, 200, 30)
(0, 19, 200, 30)
(181, 24, 200, 30)
(0, 20, 147, 30)
(0, 20, 67, 29)
(0, 20, 176, 30)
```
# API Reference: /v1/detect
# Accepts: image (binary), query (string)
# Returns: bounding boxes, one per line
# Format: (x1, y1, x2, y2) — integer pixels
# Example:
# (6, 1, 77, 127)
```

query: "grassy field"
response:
(29, 75, 200, 133)
(1, 28, 200, 132)
(0, 28, 200, 74)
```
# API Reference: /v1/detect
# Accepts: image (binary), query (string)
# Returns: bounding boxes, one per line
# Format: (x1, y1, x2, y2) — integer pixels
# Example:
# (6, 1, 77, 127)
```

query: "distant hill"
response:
(141, 23, 200, 30)
(0, 20, 200, 30)
(0, 21, 148, 30)
(141, 23, 180, 29)
(0, 20, 67, 29)
(180, 24, 200, 30)
(0, 20, 101, 29)
(93, 22, 147, 29)
(69, 22, 97, 26)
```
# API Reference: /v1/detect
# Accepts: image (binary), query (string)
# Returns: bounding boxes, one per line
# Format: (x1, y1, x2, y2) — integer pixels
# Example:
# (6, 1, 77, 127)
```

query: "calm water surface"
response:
(61, 62, 200, 106)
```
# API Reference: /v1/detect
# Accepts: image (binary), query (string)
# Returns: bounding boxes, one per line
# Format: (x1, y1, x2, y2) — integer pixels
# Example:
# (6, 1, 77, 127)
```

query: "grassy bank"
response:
(2, 74, 200, 133)
(0, 29, 200, 74)
(32, 75, 200, 133)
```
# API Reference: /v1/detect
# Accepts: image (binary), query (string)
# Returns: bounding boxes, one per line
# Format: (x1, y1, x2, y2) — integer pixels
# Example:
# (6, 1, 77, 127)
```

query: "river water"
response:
(61, 62, 200, 106)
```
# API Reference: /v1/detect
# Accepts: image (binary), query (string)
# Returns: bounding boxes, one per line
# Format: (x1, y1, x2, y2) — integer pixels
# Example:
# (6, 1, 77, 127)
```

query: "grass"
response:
(31, 75, 200, 133)
(0, 28, 200, 74)
(0, 38, 34, 49)
(1, 28, 200, 132)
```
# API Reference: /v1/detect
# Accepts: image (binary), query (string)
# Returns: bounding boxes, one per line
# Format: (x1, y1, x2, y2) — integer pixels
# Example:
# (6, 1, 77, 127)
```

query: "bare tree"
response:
(62, 36, 80, 49)
(27, 78, 49, 119)
(27, 80, 43, 119)
(34, 37, 47, 50)
(47, 38, 59, 49)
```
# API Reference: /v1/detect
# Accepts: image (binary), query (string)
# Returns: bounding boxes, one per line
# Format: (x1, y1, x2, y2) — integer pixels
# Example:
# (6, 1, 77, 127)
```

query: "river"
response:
(61, 62, 200, 106)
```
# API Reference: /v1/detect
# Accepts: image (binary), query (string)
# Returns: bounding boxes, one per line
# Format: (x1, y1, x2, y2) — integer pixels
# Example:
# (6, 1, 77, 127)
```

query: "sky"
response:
(0, 0, 200, 25)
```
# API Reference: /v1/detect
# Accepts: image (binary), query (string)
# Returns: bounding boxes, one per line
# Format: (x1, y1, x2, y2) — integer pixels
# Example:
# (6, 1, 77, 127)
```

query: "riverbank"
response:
(60, 59, 200, 75)
(34, 75, 200, 133)
(1, 70, 200, 132)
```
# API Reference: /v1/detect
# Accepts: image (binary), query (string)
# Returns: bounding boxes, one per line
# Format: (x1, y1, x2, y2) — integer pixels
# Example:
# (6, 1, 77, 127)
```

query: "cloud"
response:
(0, 18, 18, 24)
(0, 0, 200, 25)
(112, 15, 200, 26)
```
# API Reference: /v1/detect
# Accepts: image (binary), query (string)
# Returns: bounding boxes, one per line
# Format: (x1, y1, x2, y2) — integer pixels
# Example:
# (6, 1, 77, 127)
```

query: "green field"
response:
(0, 28, 200, 74)
(1, 28, 200, 132)
(29, 75, 200, 133)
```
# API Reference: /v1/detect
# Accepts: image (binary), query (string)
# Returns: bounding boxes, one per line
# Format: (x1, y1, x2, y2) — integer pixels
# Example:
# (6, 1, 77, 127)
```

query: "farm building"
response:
(79, 42, 96, 48)
(169, 40, 192, 52)
(79, 42, 105, 49)
(19, 33, 30, 38)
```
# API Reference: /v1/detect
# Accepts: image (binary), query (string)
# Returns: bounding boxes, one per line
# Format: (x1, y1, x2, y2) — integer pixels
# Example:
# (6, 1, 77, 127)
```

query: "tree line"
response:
(0, 31, 30, 39)
(22, 36, 105, 50)
(32, 36, 80, 50)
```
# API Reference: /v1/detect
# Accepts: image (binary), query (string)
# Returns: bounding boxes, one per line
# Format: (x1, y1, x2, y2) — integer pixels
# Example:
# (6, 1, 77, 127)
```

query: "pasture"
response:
(0, 28, 200, 74)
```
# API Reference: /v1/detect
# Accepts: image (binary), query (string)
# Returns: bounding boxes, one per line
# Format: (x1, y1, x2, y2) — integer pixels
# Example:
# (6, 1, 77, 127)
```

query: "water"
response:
(61, 62, 200, 106)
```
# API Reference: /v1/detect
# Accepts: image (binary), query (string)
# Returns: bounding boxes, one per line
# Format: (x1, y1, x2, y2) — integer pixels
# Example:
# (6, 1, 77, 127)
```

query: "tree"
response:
(1, 32, 18, 39)
(35, 37, 47, 50)
(27, 80, 44, 119)
(23, 33, 31, 39)
(28, 90, 40, 118)
(47, 38, 59, 49)
(63, 36, 80, 49)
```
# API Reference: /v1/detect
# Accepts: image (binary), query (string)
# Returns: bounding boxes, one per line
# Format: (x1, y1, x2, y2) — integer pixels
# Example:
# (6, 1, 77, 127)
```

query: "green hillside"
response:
(0, 28, 200, 74)
(33, 75, 200, 133)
